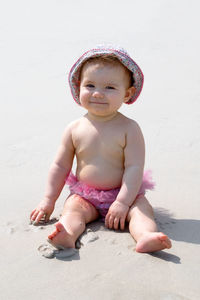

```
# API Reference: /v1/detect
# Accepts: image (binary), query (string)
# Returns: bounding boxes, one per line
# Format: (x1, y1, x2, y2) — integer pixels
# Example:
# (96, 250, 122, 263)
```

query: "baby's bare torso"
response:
(71, 113, 130, 189)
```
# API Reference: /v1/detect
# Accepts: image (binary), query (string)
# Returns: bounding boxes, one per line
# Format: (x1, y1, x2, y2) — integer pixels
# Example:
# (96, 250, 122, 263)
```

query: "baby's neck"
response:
(86, 111, 119, 122)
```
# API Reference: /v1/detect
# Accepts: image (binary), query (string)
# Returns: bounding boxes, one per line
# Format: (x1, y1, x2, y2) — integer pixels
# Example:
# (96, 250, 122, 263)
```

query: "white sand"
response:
(1, 0, 200, 299)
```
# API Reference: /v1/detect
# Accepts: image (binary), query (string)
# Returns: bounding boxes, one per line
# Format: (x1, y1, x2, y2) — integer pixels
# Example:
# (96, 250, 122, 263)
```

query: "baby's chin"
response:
(86, 111, 119, 120)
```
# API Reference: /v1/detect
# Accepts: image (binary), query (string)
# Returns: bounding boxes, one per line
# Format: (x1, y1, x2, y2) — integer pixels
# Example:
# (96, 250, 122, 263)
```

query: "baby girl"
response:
(30, 45, 172, 253)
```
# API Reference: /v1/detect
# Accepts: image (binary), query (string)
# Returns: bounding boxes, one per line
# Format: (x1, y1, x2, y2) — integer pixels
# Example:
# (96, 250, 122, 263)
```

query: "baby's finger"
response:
(35, 211, 45, 224)
(45, 213, 50, 223)
(30, 209, 36, 219)
(105, 213, 110, 228)
(30, 210, 39, 221)
(113, 217, 119, 230)
(120, 217, 126, 231)
(108, 215, 114, 229)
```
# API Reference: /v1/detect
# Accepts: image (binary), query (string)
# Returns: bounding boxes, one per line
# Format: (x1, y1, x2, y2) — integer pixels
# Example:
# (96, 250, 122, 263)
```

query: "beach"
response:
(1, 0, 200, 299)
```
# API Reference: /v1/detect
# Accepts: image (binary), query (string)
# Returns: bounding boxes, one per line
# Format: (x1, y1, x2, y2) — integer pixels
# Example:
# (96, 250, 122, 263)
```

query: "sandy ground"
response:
(1, 0, 200, 299)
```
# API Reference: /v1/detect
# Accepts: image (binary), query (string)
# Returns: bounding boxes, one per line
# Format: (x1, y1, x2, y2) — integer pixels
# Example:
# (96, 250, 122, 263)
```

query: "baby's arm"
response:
(30, 124, 75, 224)
(105, 121, 145, 230)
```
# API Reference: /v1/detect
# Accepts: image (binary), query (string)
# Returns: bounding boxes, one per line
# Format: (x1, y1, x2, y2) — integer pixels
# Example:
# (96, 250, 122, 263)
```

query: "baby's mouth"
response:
(90, 101, 107, 105)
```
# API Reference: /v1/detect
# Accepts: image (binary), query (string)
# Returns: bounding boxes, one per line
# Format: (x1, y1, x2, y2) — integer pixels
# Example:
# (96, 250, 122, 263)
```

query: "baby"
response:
(30, 45, 172, 253)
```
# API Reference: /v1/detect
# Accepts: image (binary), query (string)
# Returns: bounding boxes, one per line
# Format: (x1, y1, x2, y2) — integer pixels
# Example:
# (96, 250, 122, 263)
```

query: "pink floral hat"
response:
(68, 45, 144, 105)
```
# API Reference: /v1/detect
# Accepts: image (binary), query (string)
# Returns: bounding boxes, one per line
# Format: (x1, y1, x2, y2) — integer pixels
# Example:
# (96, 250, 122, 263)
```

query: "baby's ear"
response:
(124, 86, 136, 103)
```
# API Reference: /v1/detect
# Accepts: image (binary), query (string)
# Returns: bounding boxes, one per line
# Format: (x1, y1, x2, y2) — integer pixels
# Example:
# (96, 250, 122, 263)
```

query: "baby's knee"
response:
(63, 194, 99, 223)
(65, 194, 89, 210)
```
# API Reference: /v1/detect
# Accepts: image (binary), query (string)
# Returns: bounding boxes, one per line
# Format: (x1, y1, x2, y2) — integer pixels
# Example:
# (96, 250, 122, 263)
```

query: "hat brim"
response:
(68, 48, 144, 105)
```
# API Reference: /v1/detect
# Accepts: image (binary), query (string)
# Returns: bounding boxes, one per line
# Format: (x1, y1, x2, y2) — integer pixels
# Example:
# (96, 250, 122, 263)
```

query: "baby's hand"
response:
(105, 200, 129, 231)
(30, 198, 55, 224)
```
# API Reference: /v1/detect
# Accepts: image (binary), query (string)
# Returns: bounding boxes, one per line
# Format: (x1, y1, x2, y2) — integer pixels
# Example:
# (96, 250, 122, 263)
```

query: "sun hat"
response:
(68, 45, 144, 105)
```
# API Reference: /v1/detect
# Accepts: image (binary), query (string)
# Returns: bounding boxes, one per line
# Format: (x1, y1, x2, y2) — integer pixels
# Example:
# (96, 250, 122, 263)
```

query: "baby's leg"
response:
(127, 196, 172, 253)
(48, 194, 99, 249)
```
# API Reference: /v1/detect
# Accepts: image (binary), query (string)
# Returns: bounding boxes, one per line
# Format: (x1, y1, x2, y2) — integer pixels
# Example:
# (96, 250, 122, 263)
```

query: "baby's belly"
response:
(76, 164, 124, 190)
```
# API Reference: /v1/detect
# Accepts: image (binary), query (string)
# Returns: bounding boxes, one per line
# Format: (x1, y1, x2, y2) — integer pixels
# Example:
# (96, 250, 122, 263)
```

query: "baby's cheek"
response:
(79, 90, 89, 102)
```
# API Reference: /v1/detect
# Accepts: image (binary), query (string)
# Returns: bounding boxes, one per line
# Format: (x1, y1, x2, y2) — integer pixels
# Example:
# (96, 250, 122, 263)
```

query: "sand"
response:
(1, 0, 200, 299)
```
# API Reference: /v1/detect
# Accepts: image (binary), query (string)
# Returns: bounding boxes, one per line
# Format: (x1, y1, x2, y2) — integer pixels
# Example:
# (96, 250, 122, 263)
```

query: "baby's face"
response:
(79, 62, 134, 119)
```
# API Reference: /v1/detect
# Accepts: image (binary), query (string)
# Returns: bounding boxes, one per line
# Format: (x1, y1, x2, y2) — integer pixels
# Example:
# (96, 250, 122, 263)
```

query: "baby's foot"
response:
(135, 232, 172, 253)
(48, 222, 75, 249)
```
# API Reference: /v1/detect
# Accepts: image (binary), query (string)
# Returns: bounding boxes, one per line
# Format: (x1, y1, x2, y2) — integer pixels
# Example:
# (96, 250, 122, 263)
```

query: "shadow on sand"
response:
(154, 207, 200, 245)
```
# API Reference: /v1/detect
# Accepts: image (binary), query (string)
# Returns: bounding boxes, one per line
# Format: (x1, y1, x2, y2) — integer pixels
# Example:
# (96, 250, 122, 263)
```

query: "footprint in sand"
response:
(79, 228, 99, 246)
(38, 244, 78, 259)
(2, 221, 20, 235)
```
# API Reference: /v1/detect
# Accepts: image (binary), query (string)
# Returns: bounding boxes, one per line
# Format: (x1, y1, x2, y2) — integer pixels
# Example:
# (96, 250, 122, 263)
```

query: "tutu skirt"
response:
(66, 170, 155, 218)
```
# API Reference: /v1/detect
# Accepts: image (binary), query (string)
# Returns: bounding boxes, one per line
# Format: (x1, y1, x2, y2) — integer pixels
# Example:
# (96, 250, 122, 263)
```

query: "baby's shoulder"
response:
(65, 117, 85, 130)
(118, 113, 141, 131)
(62, 117, 89, 139)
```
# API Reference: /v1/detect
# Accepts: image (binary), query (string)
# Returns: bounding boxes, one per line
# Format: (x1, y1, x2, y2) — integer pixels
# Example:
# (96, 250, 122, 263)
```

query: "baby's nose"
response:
(93, 89, 104, 98)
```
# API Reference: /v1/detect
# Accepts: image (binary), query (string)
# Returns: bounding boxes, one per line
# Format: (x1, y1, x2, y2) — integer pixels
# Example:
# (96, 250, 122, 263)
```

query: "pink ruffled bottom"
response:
(65, 170, 155, 218)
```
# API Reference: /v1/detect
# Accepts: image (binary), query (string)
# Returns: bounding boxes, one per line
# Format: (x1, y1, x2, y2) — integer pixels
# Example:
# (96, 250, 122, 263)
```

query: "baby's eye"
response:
(106, 86, 115, 90)
(86, 84, 94, 88)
